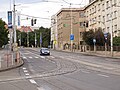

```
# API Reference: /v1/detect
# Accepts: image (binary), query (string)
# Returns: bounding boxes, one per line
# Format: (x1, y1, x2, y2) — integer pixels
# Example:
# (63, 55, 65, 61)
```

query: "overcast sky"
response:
(0, 0, 88, 28)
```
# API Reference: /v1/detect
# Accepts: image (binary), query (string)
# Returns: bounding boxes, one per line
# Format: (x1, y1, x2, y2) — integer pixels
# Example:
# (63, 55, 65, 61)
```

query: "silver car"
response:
(40, 48, 50, 55)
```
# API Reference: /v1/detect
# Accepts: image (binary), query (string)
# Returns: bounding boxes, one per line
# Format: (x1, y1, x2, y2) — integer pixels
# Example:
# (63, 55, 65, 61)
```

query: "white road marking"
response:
(25, 73, 30, 76)
(29, 79, 37, 84)
(24, 70, 28, 73)
(29, 57, 33, 59)
(23, 57, 27, 59)
(40, 56, 45, 59)
(35, 57, 39, 58)
(37, 87, 45, 90)
(97, 74, 109, 77)
(23, 67, 27, 70)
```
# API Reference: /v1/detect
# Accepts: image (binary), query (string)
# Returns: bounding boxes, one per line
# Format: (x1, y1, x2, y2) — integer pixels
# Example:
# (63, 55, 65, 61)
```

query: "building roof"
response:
(56, 8, 85, 16)
(18, 26, 33, 32)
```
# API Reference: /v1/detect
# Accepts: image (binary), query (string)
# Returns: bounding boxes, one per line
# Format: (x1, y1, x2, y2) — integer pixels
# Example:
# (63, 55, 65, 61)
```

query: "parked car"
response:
(40, 48, 50, 55)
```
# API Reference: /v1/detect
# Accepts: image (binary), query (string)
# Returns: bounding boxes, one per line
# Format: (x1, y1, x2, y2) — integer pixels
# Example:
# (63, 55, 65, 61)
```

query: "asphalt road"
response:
(0, 48, 120, 90)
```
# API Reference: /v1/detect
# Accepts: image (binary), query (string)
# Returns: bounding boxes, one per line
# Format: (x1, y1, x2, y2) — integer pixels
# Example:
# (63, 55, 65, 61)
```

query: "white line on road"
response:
(35, 57, 39, 58)
(24, 70, 28, 73)
(25, 73, 30, 76)
(97, 74, 109, 78)
(29, 79, 37, 84)
(50, 56, 55, 59)
(29, 57, 33, 59)
(37, 87, 45, 90)
(23, 67, 27, 70)
(40, 56, 45, 59)
(23, 57, 27, 59)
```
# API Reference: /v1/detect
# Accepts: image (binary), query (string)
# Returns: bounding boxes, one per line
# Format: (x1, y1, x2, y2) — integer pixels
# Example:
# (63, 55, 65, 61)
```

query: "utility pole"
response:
(13, 0, 16, 44)
(110, 0, 113, 57)
(35, 32, 37, 47)
(70, 3, 73, 52)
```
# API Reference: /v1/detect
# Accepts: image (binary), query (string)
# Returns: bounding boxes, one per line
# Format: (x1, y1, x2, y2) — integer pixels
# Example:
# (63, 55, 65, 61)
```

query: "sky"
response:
(0, 0, 89, 28)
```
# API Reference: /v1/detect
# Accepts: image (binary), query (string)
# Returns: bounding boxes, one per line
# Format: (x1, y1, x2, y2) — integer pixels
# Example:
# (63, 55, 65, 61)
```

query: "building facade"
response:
(51, 15, 58, 49)
(55, 8, 85, 50)
(85, 0, 120, 37)
(51, 0, 120, 50)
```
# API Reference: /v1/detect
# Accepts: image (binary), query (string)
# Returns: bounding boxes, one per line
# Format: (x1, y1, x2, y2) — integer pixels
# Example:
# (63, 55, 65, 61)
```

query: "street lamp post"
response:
(13, 0, 16, 44)
(110, 0, 113, 57)
(35, 32, 37, 47)
(70, 3, 73, 52)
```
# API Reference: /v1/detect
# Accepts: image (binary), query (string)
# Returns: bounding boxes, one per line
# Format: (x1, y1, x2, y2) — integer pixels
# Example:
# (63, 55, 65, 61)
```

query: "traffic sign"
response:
(93, 39, 96, 43)
(70, 34, 74, 40)
(8, 11, 12, 29)
(104, 33, 108, 38)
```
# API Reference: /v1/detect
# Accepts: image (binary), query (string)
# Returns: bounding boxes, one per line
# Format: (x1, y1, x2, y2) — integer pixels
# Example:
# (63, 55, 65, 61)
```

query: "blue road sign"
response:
(104, 33, 108, 38)
(8, 11, 12, 29)
(70, 34, 74, 40)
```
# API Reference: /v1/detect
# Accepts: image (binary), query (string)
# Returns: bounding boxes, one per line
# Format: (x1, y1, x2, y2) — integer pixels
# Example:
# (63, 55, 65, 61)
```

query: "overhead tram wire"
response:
(20, 13, 51, 20)
(19, 0, 64, 5)
(61, 0, 84, 6)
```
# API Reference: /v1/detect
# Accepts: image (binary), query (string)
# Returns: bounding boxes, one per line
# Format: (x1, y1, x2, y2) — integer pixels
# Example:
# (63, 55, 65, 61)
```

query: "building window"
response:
(114, 25, 117, 30)
(114, 11, 117, 18)
(102, 16, 105, 22)
(98, 4, 101, 11)
(107, 27, 110, 32)
(106, 1, 110, 9)
(80, 22, 85, 27)
(102, 4, 105, 11)
(98, 15, 101, 21)
(80, 12, 84, 18)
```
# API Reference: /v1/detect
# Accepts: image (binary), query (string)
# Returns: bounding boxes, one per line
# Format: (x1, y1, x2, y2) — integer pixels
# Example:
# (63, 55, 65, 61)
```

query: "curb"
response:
(0, 58, 24, 72)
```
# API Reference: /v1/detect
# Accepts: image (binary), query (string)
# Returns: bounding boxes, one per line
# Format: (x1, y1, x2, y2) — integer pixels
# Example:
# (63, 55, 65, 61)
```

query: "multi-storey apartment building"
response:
(55, 8, 85, 50)
(85, 0, 120, 37)
(51, 0, 120, 50)
(51, 15, 58, 49)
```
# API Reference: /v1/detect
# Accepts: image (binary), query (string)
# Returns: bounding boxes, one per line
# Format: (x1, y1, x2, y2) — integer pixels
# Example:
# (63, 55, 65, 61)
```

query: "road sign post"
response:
(93, 39, 96, 52)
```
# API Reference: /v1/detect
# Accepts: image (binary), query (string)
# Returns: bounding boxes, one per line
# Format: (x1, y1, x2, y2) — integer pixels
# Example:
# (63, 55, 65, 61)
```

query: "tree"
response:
(94, 27, 105, 46)
(0, 19, 9, 47)
(113, 37, 120, 46)
(82, 29, 94, 46)
(82, 27, 110, 46)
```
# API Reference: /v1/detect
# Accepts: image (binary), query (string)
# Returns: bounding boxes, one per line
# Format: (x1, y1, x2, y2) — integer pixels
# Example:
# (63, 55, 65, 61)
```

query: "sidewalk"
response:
(62, 49, 120, 59)
(0, 49, 24, 72)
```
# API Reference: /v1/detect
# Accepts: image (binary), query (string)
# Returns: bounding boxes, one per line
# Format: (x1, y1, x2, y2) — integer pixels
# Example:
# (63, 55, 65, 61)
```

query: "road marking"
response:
(24, 70, 28, 73)
(37, 87, 45, 90)
(23, 57, 27, 59)
(35, 57, 39, 58)
(29, 57, 33, 59)
(97, 74, 109, 78)
(29, 79, 37, 84)
(25, 73, 30, 76)
(23, 67, 27, 70)
(40, 56, 45, 59)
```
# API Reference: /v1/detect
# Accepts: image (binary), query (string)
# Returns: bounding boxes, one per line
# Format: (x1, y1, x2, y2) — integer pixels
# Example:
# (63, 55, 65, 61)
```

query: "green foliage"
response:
(82, 29, 94, 46)
(16, 26, 51, 47)
(113, 37, 120, 46)
(94, 28, 105, 46)
(82, 27, 110, 46)
(0, 19, 9, 47)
